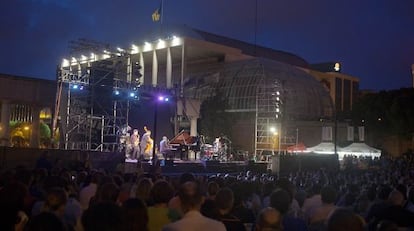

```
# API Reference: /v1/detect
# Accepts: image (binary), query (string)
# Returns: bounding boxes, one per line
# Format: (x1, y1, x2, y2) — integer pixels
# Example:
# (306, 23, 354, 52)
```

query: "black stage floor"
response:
(123, 158, 270, 175)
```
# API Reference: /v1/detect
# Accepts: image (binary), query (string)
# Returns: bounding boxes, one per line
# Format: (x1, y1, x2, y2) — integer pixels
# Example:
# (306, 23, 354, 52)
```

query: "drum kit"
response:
(201, 143, 228, 161)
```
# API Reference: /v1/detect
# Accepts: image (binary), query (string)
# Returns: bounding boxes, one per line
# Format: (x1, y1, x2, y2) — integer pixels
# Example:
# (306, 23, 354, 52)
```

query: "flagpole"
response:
(161, 0, 164, 34)
(254, 0, 258, 56)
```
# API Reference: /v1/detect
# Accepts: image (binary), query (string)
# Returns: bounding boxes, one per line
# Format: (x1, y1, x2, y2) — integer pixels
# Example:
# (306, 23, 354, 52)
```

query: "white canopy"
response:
(305, 142, 341, 154)
(338, 142, 381, 159)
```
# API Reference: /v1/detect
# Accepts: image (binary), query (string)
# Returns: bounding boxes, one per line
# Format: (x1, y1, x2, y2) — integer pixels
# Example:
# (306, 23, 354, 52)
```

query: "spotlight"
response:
(114, 90, 120, 95)
(72, 84, 79, 89)
(129, 92, 136, 98)
(158, 96, 170, 102)
(79, 85, 84, 90)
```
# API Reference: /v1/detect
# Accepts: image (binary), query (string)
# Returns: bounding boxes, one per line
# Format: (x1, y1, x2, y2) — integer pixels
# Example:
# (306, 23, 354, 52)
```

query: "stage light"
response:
(114, 90, 120, 95)
(131, 44, 139, 54)
(79, 85, 84, 90)
(129, 92, 136, 98)
(157, 96, 170, 102)
(62, 59, 69, 67)
(72, 84, 79, 89)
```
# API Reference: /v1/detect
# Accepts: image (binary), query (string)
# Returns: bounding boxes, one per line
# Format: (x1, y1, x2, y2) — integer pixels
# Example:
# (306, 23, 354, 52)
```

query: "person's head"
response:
(82, 202, 126, 231)
(388, 189, 405, 207)
(179, 172, 196, 185)
(150, 180, 174, 205)
(162, 136, 167, 141)
(122, 198, 148, 231)
(377, 184, 392, 200)
(43, 187, 68, 217)
(255, 207, 282, 231)
(207, 181, 220, 198)
(321, 185, 337, 204)
(270, 189, 291, 215)
(133, 129, 138, 135)
(178, 181, 203, 213)
(136, 178, 153, 202)
(326, 208, 365, 231)
(215, 187, 234, 213)
(95, 182, 120, 204)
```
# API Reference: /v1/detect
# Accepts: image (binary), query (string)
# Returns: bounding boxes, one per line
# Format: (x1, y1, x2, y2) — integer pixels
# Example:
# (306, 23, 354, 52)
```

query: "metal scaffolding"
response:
(54, 49, 140, 151)
(255, 73, 283, 158)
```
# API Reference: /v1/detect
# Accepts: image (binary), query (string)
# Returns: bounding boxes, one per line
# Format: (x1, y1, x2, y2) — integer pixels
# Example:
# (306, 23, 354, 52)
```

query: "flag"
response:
(152, 4, 162, 22)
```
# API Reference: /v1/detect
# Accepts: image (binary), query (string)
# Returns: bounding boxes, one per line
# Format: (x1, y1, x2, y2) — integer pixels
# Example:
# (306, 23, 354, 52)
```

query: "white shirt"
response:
(79, 183, 97, 210)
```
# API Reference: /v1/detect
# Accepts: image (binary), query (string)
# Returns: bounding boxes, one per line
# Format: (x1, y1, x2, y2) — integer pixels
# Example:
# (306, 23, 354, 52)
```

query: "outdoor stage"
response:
(0, 147, 339, 175)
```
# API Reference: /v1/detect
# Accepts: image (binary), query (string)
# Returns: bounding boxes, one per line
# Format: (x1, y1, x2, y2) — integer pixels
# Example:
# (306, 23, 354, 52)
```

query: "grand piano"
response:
(169, 130, 199, 160)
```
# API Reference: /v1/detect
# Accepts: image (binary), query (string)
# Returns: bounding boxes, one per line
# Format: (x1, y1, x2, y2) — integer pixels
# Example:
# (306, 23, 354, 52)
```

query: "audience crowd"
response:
(1, 153, 414, 231)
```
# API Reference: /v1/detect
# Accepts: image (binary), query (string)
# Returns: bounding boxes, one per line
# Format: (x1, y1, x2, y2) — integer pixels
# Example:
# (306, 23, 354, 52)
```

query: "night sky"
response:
(1, 0, 414, 91)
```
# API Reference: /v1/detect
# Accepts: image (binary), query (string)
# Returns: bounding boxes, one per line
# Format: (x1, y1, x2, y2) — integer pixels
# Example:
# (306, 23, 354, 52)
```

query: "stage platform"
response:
(123, 158, 270, 175)
(0, 147, 339, 175)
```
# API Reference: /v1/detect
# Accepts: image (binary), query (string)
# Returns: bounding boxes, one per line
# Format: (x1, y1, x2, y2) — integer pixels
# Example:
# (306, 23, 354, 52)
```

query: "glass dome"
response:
(184, 58, 333, 121)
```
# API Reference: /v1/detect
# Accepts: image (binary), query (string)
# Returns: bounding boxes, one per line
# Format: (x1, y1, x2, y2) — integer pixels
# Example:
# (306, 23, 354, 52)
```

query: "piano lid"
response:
(169, 130, 196, 145)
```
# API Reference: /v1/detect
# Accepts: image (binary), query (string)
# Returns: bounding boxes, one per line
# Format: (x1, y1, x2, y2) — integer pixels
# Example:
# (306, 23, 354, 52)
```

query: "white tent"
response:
(305, 142, 341, 154)
(338, 142, 381, 159)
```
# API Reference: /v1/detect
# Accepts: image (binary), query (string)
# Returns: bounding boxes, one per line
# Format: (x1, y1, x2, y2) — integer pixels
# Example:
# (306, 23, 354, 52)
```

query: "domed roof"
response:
(185, 58, 333, 121)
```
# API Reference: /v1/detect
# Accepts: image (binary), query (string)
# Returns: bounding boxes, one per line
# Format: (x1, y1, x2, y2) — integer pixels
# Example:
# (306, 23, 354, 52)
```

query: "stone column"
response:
(139, 52, 145, 85)
(30, 106, 41, 148)
(190, 117, 198, 137)
(166, 47, 172, 89)
(0, 100, 11, 146)
(152, 50, 158, 87)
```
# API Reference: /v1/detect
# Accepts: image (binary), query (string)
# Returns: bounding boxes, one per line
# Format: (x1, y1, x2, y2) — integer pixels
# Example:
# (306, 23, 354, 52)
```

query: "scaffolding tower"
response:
(255, 73, 283, 158)
(54, 42, 141, 151)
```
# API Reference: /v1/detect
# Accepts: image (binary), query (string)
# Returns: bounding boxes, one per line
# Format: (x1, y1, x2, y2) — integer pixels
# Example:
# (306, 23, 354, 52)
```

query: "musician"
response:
(130, 129, 140, 160)
(159, 136, 173, 159)
(140, 126, 153, 158)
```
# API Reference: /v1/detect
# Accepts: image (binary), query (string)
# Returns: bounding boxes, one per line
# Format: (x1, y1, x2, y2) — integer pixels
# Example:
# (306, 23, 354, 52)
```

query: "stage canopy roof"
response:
(305, 142, 341, 154)
(338, 142, 381, 159)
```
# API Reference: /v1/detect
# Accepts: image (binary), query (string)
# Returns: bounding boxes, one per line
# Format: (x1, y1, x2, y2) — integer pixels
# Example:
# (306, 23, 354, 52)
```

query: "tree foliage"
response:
(351, 88, 414, 139)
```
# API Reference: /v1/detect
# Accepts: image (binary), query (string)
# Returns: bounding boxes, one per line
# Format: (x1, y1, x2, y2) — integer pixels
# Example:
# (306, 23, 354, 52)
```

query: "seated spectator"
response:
(81, 202, 126, 231)
(270, 188, 308, 231)
(162, 181, 226, 231)
(0, 181, 29, 231)
(123, 198, 149, 231)
(148, 180, 177, 231)
(135, 178, 153, 205)
(326, 208, 365, 231)
(79, 173, 100, 210)
(230, 183, 255, 226)
(89, 182, 120, 206)
(42, 187, 68, 219)
(302, 183, 322, 220)
(214, 187, 245, 231)
(255, 207, 282, 231)
(309, 185, 337, 225)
